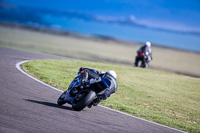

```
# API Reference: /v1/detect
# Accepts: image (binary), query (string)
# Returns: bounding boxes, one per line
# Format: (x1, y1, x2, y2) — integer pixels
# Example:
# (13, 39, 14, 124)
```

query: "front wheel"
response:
(144, 62, 149, 68)
(72, 91, 96, 111)
(57, 91, 67, 106)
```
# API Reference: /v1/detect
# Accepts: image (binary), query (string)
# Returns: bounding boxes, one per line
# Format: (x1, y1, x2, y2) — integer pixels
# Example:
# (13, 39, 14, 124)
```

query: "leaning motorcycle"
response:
(135, 51, 149, 68)
(57, 70, 105, 111)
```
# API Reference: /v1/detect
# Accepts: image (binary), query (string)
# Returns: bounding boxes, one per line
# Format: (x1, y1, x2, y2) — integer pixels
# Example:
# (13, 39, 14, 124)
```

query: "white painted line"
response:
(16, 60, 186, 133)
(98, 105, 186, 133)
(16, 60, 63, 93)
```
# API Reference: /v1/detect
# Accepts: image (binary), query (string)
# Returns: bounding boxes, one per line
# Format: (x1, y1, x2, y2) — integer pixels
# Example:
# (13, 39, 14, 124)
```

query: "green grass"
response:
(1, 26, 200, 77)
(23, 59, 200, 133)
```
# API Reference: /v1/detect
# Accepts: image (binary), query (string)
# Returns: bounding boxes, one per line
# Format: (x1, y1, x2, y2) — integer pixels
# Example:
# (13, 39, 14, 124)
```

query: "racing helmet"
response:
(145, 41, 151, 47)
(106, 70, 117, 78)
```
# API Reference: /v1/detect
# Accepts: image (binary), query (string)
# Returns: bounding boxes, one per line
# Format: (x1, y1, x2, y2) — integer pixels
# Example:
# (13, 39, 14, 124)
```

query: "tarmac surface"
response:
(0, 47, 185, 133)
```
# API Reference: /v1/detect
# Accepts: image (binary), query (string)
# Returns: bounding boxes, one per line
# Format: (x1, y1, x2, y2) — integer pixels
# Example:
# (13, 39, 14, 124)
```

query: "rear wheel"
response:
(137, 60, 142, 67)
(72, 91, 96, 111)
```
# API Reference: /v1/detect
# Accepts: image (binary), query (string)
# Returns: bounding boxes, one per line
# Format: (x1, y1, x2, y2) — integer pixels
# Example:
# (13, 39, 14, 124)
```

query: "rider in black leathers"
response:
(135, 41, 153, 67)
(64, 67, 118, 106)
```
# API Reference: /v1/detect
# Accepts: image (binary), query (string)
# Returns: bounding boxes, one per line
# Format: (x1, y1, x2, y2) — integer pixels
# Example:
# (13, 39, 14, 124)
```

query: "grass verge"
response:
(22, 59, 200, 133)
(1, 25, 200, 77)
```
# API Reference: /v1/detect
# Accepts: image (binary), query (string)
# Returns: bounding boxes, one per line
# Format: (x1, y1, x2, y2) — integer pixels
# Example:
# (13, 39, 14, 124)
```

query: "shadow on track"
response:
(25, 99, 73, 111)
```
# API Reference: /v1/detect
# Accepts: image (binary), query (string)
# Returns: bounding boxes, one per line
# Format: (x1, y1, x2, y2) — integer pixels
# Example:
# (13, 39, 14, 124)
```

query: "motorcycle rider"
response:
(64, 67, 118, 106)
(134, 41, 153, 66)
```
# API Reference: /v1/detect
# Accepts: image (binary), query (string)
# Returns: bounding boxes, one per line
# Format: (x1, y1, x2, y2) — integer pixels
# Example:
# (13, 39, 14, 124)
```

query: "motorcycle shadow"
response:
(25, 99, 73, 111)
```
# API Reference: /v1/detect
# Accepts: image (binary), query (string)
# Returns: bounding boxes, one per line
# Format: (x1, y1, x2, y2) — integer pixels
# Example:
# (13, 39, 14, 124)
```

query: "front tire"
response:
(144, 62, 149, 68)
(72, 91, 96, 111)
(57, 91, 67, 106)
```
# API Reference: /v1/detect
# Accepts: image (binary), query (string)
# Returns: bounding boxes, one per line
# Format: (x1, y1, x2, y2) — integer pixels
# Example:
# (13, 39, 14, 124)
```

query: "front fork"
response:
(64, 90, 74, 104)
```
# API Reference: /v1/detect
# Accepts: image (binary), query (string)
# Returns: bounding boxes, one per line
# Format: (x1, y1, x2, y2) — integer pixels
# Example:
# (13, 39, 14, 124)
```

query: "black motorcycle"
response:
(57, 70, 106, 111)
(134, 51, 149, 68)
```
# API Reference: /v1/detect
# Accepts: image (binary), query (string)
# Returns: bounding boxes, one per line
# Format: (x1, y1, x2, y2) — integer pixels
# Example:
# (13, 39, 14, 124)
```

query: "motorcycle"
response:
(134, 51, 150, 68)
(57, 70, 105, 111)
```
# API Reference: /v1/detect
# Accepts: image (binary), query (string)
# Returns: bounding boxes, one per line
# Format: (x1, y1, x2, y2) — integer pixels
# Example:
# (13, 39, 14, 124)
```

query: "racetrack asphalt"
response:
(0, 47, 185, 133)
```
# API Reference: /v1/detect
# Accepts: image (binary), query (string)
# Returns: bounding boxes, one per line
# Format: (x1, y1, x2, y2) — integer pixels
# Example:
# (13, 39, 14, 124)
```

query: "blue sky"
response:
(3, 0, 200, 32)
